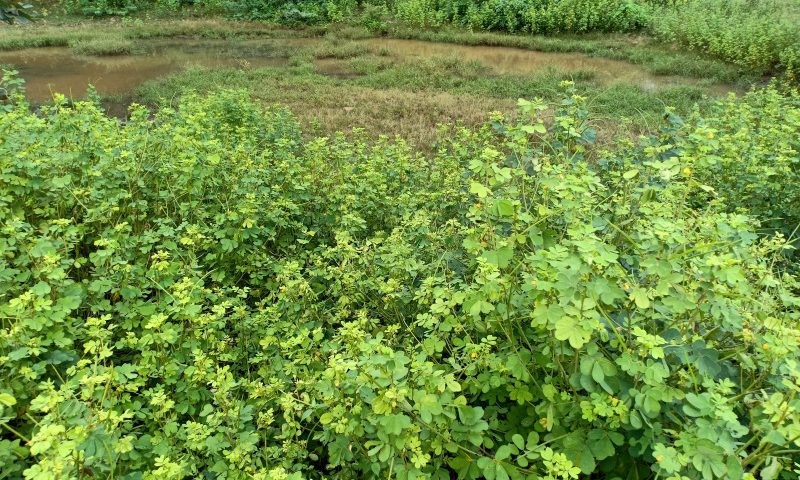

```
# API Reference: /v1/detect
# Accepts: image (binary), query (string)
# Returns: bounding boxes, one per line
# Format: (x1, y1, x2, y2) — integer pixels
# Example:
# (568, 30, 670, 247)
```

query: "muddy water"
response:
(360, 38, 721, 92)
(0, 36, 730, 103)
(0, 41, 289, 101)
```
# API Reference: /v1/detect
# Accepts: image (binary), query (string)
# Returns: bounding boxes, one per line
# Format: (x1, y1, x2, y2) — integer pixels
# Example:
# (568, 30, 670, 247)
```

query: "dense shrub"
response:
(654, 86, 800, 238)
(220, 0, 383, 24)
(62, 0, 141, 17)
(1, 86, 800, 479)
(395, 0, 648, 33)
(0, 0, 33, 23)
(648, 0, 800, 75)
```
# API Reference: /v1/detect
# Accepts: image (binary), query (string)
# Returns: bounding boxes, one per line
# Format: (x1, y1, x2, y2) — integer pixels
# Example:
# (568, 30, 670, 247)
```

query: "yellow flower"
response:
(682, 167, 692, 176)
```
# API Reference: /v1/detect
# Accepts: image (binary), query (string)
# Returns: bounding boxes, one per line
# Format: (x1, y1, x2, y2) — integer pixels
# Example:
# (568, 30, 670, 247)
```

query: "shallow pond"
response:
(360, 38, 725, 92)
(0, 36, 732, 103)
(0, 40, 290, 101)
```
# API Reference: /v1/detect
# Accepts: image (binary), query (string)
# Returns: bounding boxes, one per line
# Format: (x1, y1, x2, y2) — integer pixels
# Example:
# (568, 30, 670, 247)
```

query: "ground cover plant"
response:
(1, 76, 800, 480)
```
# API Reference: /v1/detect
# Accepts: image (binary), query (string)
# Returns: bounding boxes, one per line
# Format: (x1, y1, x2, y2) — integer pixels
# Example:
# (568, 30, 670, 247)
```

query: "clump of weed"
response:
(313, 39, 371, 59)
(69, 36, 134, 56)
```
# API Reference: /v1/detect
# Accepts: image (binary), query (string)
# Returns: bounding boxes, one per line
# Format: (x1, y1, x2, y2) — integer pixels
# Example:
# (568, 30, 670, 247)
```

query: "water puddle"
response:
(0, 36, 732, 104)
(0, 41, 289, 101)
(358, 38, 726, 92)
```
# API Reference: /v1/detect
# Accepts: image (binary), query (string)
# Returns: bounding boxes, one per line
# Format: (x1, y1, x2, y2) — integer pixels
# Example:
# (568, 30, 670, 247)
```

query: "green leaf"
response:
(520, 124, 546, 134)
(495, 445, 512, 461)
(760, 457, 781, 480)
(481, 245, 514, 268)
(495, 464, 509, 480)
(653, 444, 684, 474)
(623, 169, 639, 179)
(469, 299, 495, 319)
(379, 414, 411, 435)
(470, 181, 491, 198)
(630, 287, 650, 309)
(52, 174, 72, 187)
(492, 199, 515, 217)
(683, 393, 713, 417)
(416, 393, 443, 423)
(0, 393, 16, 407)
(587, 429, 617, 461)
(554, 316, 592, 348)
(511, 434, 525, 450)
(31, 281, 51, 296)
(378, 444, 392, 463)
(727, 456, 743, 480)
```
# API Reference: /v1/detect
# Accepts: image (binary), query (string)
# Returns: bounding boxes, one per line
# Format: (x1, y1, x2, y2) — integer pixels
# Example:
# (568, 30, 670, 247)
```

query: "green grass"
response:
(68, 35, 134, 55)
(312, 38, 372, 59)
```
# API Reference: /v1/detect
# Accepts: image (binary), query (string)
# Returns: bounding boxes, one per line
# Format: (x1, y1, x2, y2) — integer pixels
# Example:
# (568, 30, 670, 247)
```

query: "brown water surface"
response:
(0, 40, 288, 101)
(359, 38, 726, 92)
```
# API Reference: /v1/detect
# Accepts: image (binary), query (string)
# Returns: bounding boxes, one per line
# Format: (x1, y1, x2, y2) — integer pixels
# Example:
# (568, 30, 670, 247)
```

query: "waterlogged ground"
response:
(0, 36, 734, 102)
(0, 41, 289, 101)
(0, 21, 747, 147)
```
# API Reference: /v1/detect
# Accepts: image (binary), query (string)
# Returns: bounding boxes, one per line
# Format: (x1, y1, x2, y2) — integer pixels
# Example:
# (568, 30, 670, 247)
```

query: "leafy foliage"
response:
(61, 0, 141, 17)
(394, 0, 648, 33)
(1, 84, 799, 480)
(0, 68, 26, 111)
(648, 0, 800, 76)
(0, 0, 32, 23)
(655, 86, 800, 239)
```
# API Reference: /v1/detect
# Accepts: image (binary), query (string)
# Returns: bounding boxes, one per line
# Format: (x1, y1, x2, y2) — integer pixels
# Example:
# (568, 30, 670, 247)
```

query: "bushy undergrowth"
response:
(1, 85, 800, 480)
(394, 0, 647, 33)
(659, 87, 800, 238)
(648, 0, 800, 77)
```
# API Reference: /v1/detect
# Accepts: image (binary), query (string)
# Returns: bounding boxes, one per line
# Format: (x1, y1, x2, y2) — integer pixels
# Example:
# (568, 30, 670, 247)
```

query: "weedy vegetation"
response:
(0, 0, 799, 479)
(1, 72, 800, 479)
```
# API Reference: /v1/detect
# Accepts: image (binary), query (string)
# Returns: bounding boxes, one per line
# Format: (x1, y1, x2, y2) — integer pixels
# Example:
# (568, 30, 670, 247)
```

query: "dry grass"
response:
(136, 66, 514, 148)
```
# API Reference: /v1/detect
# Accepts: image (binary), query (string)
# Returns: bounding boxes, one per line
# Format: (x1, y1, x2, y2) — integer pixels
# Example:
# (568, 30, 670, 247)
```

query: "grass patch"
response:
(69, 35, 134, 56)
(133, 65, 516, 149)
(312, 39, 372, 59)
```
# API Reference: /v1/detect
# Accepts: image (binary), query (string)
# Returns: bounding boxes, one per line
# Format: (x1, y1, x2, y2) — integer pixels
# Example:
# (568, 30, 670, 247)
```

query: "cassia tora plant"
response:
(0, 84, 799, 480)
